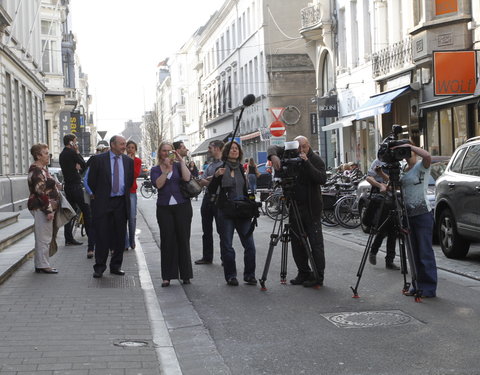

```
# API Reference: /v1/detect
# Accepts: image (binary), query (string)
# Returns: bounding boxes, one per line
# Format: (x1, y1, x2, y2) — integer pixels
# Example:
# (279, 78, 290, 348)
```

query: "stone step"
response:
(0, 218, 34, 252)
(0, 212, 20, 229)
(0, 231, 35, 285)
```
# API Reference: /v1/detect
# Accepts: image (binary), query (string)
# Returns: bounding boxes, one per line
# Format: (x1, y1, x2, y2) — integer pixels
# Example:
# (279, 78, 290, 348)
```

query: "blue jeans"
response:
(125, 193, 137, 249)
(247, 174, 257, 194)
(216, 209, 256, 281)
(408, 212, 437, 297)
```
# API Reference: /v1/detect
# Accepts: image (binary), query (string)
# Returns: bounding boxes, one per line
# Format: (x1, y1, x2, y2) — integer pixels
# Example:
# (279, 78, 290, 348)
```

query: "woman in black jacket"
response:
(208, 141, 257, 286)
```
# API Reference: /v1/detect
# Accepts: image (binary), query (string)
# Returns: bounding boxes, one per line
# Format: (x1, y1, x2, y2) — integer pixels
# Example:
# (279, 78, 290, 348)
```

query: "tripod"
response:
(350, 170, 423, 302)
(259, 189, 320, 291)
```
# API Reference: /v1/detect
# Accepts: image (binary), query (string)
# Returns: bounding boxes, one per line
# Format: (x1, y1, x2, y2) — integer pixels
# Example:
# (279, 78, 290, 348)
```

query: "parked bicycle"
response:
(140, 177, 157, 199)
(334, 192, 362, 229)
(263, 187, 288, 220)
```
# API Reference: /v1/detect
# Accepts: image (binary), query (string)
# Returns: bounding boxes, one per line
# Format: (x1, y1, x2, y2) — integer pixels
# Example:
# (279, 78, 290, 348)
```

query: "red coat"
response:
(130, 157, 142, 193)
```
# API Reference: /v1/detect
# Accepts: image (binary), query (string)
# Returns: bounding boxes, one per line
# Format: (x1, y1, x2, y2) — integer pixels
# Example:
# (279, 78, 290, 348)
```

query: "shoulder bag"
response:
(180, 178, 203, 199)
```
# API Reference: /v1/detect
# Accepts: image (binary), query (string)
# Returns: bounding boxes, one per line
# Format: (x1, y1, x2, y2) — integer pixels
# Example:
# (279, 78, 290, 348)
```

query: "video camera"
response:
(377, 125, 412, 164)
(276, 141, 303, 182)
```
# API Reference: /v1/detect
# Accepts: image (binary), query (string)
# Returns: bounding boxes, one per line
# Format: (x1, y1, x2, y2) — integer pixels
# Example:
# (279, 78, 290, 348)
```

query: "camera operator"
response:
(365, 160, 399, 270)
(268, 135, 327, 287)
(393, 142, 437, 298)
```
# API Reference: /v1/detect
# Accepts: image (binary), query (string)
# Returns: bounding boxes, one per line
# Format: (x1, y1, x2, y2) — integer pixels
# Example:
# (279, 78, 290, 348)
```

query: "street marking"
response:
(134, 232, 183, 375)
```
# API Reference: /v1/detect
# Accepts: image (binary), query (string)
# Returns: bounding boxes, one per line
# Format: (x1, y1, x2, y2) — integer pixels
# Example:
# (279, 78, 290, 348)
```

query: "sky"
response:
(71, 0, 225, 139)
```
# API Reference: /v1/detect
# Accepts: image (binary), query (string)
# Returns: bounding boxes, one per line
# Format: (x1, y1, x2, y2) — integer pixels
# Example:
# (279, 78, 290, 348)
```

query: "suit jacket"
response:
(87, 152, 134, 218)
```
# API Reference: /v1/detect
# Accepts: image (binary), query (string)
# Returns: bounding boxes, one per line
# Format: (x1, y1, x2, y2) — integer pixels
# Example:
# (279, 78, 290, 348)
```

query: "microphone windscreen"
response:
(242, 94, 256, 107)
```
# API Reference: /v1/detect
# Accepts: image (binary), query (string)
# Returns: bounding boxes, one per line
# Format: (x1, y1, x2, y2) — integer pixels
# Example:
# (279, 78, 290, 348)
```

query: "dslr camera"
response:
(377, 125, 412, 164)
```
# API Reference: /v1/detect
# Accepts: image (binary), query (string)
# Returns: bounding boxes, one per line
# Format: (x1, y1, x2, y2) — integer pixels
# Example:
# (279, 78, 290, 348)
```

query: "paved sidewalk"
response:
(0, 231, 163, 374)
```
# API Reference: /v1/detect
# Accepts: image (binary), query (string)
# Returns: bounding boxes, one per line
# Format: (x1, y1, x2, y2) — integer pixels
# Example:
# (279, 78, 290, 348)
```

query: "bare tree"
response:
(142, 103, 165, 166)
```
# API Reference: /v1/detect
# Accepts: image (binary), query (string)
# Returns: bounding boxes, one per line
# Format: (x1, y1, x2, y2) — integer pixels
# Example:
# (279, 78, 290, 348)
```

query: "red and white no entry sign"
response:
(269, 120, 286, 137)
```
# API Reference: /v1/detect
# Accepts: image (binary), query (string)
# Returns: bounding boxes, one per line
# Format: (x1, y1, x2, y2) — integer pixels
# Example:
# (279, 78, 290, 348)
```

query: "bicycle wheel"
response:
(321, 209, 338, 227)
(334, 196, 361, 229)
(81, 224, 86, 237)
(140, 183, 153, 198)
(265, 194, 288, 220)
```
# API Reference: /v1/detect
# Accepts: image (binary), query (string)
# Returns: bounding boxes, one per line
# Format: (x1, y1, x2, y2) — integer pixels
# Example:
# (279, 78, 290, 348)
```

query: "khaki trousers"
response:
(31, 210, 53, 269)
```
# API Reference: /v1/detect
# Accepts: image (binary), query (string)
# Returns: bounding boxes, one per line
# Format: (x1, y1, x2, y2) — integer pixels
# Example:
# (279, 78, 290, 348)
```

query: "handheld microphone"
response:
(242, 94, 256, 107)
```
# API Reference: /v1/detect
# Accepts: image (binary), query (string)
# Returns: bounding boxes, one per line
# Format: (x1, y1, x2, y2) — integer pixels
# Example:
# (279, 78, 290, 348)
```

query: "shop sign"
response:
(435, 0, 458, 16)
(317, 95, 338, 118)
(433, 51, 477, 96)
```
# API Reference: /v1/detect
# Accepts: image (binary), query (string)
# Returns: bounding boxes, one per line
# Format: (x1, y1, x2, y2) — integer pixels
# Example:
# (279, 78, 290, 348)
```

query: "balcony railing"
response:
(301, 5, 321, 29)
(372, 38, 413, 78)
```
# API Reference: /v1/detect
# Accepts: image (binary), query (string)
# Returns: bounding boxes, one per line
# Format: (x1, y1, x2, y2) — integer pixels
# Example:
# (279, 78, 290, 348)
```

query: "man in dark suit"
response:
(87, 135, 134, 278)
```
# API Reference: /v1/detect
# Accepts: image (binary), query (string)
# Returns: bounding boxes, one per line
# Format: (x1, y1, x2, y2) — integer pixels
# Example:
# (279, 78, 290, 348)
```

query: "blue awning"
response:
(354, 86, 411, 120)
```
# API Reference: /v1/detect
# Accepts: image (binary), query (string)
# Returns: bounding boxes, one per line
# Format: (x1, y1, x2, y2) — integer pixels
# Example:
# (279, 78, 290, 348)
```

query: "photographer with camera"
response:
(393, 142, 437, 298)
(365, 159, 399, 270)
(268, 136, 327, 287)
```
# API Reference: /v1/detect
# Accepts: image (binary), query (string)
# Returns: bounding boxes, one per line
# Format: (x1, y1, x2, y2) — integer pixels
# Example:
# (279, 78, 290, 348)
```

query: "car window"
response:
(450, 147, 467, 173)
(461, 145, 480, 177)
(430, 161, 448, 181)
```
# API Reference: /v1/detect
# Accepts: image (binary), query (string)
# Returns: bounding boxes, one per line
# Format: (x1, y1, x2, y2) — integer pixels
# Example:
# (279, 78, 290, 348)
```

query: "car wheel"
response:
(438, 208, 470, 259)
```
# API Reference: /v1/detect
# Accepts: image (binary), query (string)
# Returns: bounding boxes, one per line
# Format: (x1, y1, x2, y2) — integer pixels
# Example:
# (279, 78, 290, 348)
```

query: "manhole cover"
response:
(321, 310, 421, 328)
(89, 276, 137, 288)
(114, 340, 148, 348)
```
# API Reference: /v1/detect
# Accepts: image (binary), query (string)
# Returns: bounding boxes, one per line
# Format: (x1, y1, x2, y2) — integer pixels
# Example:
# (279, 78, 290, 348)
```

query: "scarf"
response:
(221, 160, 246, 200)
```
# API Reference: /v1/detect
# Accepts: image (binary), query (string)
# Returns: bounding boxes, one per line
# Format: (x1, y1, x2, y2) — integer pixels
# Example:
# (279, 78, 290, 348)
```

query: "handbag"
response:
(221, 199, 260, 220)
(180, 178, 203, 198)
(361, 193, 395, 230)
(55, 192, 76, 228)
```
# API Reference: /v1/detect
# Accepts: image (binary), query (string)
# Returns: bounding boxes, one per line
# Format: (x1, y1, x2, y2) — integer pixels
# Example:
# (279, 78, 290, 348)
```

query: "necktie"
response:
(112, 156, 119, 194)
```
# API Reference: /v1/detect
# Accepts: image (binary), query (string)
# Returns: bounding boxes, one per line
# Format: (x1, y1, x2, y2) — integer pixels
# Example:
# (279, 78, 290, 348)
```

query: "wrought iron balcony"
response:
(301, 4, 321, 29)
(372, 38, 413, 78)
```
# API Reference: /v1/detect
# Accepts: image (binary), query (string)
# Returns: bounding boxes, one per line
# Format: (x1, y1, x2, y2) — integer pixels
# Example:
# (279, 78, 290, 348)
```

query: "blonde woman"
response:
(150, 142, 193, 287)
(27, 143, 60, 274)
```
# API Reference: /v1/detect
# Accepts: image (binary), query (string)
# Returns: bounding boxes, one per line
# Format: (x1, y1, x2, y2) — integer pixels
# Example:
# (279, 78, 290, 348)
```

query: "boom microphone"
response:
(242, 94, 256, 107)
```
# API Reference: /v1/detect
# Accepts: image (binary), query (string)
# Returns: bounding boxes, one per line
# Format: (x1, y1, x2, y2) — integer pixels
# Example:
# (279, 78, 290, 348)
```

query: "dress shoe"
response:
(35, 268, 58, 274)
(227, 277, 239, 286)
(161, 280, 170, 287)
(65, 239, 83, 246)
(290, 273, 313, 285)
(110, 269, 125, 276)
(404, 290, 436, 298)
(87, 250, 94, 259)
(194, 258, 212, 265)
(386, 262, 400, 270)
(244, 277, 257, 285)
(182, 279, 191, 285)
(93, 271, 103, 278)
(369, 253, 377, 265)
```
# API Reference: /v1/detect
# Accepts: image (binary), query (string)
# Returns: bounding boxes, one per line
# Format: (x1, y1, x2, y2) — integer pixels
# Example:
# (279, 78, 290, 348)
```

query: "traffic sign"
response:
(270, 107, 285, 121)
(269, 120, 286, 137)
(270, 136, 286, 146)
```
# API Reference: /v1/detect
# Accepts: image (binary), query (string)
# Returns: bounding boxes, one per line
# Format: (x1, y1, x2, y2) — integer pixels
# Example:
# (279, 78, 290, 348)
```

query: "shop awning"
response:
(321, 115, 356, 132)
(354, 85, 411, 120)
(240, 131, 261, 141)
(190, 132, 230, 157)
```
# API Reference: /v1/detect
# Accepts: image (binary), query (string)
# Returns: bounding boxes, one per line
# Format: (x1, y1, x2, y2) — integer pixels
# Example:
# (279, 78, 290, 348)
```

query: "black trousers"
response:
(64, 183, 93, 250)
(93, 197, 127, 274)
(156, 201, 193, 281)
(200, 195, 220, 261)
(290, 206, 325, 282)
(370, 216, 396, 263)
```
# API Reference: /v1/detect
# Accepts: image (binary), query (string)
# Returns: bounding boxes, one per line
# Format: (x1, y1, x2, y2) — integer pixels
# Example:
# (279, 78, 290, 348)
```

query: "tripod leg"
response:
(259, 212, 285, 291)
(397, 235, 410, 294)
(350, 230, 376, 298)
(280, 226, 289, 284)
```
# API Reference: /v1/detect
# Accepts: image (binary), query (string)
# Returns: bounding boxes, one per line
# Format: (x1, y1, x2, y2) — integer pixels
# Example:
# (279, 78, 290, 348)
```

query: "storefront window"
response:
(453, 105, 467, 149)
(427, 111, 440, 155)
(439, 108, 453, 155)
